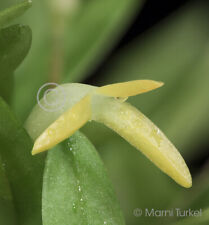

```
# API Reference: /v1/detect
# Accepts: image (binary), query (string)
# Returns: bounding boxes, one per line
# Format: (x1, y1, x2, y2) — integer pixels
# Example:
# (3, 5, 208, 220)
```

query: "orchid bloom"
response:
(25, 80, 192, 188)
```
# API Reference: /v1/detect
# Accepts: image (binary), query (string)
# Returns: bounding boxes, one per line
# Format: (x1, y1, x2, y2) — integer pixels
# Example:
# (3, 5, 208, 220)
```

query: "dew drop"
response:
(78, 186, 81, 192)
(72, 203, 76, 209)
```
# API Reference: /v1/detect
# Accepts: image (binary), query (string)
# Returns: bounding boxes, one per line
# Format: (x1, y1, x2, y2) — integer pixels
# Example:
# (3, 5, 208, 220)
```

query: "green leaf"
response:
(0, 24, 32, 103)
(0, 24, 32, 77)
(0, 73, 14, 104)
(0, 97, 45, 225)
(42, 131, 125, 225)
(0, 155, 17, 225)
(0, 0, 32, 28)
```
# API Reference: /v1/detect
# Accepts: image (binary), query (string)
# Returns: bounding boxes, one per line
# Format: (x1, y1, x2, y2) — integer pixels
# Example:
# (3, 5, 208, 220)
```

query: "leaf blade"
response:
(43, 131, 125, 225)
(0, 97, 45, 225)
(0, 24, 32, 103)
(0, 0, 32, 28)
(0, 155, 17, 225)
(0, 24, 32, 76)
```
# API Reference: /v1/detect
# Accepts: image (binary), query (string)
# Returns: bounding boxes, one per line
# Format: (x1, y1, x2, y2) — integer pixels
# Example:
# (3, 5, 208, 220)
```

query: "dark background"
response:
(85, 0, 209, 175)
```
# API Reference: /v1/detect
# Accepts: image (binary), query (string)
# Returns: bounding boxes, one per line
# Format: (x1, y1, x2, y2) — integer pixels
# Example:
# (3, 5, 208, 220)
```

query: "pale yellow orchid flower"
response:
(25, 80, 192, 188)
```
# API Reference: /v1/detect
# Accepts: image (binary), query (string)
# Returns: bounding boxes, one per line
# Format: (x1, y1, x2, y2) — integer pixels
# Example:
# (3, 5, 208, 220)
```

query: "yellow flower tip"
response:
(178, 179, 192, 188)
(96, 80, 164, 98)
(31, 95, 91, 155)
(156, 81, 164, 88)
(183, 172, 192, 188)
(184, 179, 192, 188)
(31, 131, 52, 155)
(31, 150, 37, 156)
(172, 166, 192, 188)
(31, 147, 42, 156)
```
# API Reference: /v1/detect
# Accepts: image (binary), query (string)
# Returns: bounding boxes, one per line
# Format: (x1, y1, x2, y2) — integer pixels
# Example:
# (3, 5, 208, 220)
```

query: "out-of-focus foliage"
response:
(12, 0, 145, 121)
(91, 1, 209, 155)
(0, 3, 44, 225)
(0, 1, 32, 104)
(0, 155, 17, 225)
(0, 97, 45, 225)
(173, 163, 209, 211)
(0, 0, 32, 27)
(171, 208, 209, 225)
(0, 25, 31, 103)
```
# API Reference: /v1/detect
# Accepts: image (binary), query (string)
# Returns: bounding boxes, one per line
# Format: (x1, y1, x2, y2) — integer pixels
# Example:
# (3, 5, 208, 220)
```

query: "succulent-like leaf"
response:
(0, 24, 32, 76)
(0, 156, 17, 225)
(0, 97, 45, 225)
(42, 131, 125, 225)
(0, 24, 32, 103)
(0, 0, 32, 28)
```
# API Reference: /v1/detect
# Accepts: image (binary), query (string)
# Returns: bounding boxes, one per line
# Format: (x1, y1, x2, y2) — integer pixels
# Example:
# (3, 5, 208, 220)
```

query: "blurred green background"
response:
(1, 0, 209, 224)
